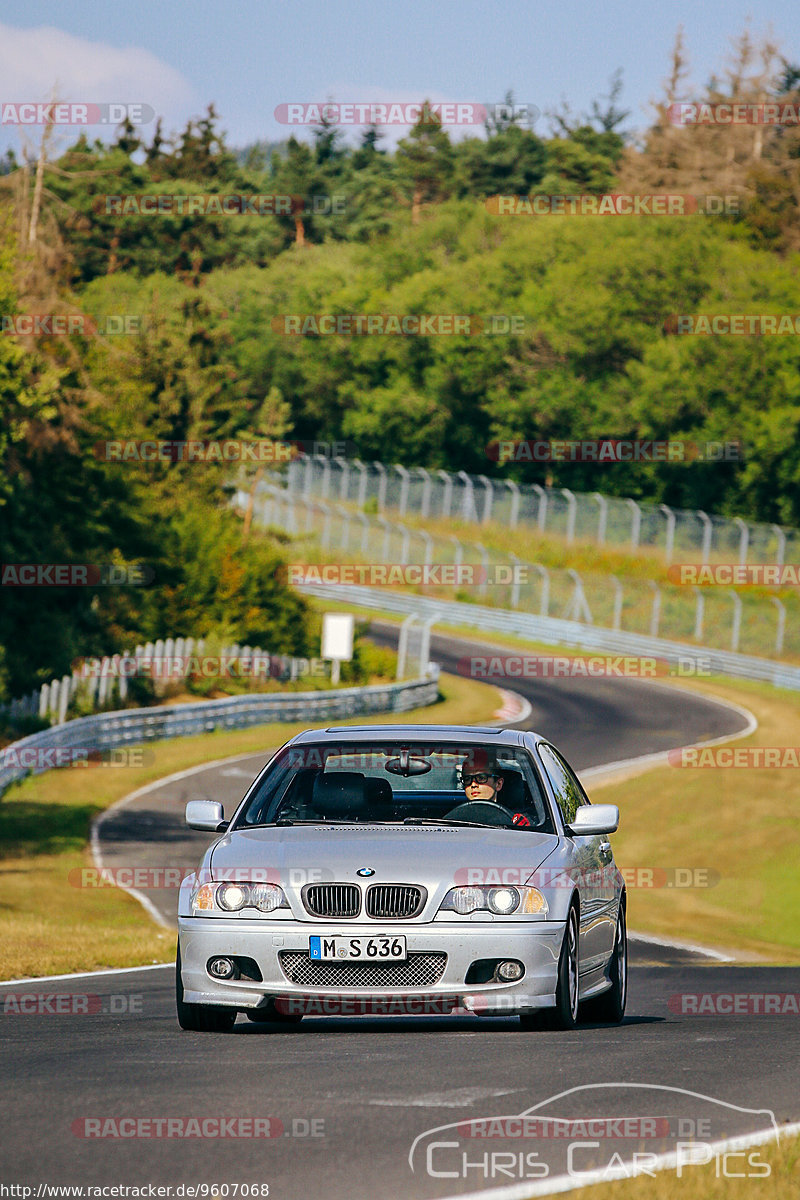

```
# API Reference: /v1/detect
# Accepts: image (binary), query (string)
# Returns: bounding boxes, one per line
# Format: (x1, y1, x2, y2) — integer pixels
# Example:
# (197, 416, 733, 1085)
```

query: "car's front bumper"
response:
(178, 916, 565, 1014)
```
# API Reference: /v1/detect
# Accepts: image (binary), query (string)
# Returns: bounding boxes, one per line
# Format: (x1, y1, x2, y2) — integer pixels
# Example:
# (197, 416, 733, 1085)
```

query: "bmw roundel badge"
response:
(356, 867, 375, 877)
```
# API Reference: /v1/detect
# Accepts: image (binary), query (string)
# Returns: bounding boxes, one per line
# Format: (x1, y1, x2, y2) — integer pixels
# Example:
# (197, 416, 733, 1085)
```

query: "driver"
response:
(461, 750, 531, 826)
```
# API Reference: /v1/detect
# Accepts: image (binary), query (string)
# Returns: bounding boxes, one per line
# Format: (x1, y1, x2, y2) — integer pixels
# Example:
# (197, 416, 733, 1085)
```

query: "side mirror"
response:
(565, 804, 619, 836)
(185, 800, 227, 832)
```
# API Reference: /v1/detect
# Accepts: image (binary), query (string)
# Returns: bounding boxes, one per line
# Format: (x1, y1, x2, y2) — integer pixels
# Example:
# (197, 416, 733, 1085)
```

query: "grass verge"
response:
(0, 672, 499, 979)
(565, 1130, 800, 1200)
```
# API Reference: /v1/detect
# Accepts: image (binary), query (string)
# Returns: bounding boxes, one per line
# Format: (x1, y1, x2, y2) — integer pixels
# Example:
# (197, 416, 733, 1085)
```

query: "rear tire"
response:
(520, 904, 580, 1031)
(176, 945, 237, 1033)
(583, 901, 627, 1024)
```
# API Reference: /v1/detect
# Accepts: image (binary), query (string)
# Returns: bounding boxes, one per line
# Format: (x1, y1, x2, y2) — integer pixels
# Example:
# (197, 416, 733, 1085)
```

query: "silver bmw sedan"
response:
(176, 725, 626, 1032)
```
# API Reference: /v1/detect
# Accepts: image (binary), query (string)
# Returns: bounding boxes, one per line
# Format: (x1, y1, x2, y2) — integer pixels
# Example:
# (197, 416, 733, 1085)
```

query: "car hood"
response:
(208, 824, 558, 888)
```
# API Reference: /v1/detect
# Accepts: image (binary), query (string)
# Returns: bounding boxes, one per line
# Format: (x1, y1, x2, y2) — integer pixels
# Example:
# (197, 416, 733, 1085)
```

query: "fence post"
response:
(353, 459, 368, 508)
(58, 674, 71, 725)
(418, 530, 433, 566)
(648, 580, 662, 637)
(335, 504, 351, 551)
(457, 470, 476, 521)
(772, 524, 786, 567)
(772, 596, 786, 655)
(562, 488, 577, 545)
(319, 502, 332, 550)
(733, 516, 749, 566)
(611, 576, 624, 630)
(660, 504, 676, 565)
(397, 523, 411, 563)
(505, 480, 520, 529)
(698, 511, 712, 565)
(565, 569, 592, 623)
(374, 461, 388, 513)
(531, 484, 548, 532)
(470, 542, 489, 597)
(477, 475, 493, 524)
(730, 590, 742, 652)
(509, 553, 522, 608)
(693, 587, 705, 640)
(532, 564, 550, 617)
(417, 467, 432, 518)
(448, 535, 463, 568)
(437, 470, 453, 519)
(626, 498, 642, 550)
(593, 492, 608, 545)
(334, 456, 349, 500)
(358, 512, 370, 555)
(396, 465, 411, 517)
(377, 517, 392, 562)
(418, 614, 439, 677)
(396, 614, 417, 680)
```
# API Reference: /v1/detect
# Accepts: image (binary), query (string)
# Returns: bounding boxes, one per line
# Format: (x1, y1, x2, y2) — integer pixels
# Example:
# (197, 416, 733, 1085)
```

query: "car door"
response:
(536, 743, 614, 968)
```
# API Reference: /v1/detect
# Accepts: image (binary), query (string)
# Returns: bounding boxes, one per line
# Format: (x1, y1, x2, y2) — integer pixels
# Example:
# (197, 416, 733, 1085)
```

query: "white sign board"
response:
(321, 613, 354, 662)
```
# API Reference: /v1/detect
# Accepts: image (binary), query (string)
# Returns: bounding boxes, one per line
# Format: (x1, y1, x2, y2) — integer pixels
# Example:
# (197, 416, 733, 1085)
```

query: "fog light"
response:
(496, 960, 524, 982)
(208, 956, 237, 980)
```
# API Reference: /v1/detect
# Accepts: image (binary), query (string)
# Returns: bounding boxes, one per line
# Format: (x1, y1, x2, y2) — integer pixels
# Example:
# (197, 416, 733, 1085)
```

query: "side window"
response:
(537, 744, 588, 827)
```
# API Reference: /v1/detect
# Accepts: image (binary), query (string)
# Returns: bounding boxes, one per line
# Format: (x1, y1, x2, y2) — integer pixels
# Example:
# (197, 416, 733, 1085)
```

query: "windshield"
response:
(235, 742, 554, 831)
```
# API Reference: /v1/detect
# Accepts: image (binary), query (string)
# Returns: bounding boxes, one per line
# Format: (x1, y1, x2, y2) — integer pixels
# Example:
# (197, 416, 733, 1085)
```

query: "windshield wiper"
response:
(402, 817, 490, 828)
(273, 818, 359, 826)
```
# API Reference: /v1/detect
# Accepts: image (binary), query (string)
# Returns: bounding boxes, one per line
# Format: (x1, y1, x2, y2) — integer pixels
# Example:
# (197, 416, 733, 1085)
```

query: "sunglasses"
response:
(462, 772, 498, 786)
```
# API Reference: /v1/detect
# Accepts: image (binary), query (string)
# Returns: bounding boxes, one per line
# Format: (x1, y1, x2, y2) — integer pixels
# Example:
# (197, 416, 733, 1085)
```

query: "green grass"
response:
(564, 1131, 799, 1200)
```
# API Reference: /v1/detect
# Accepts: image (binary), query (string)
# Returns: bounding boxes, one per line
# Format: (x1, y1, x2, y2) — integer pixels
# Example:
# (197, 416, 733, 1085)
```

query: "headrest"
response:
(365, 777, 394, 816)
(312, 772, 369, 817)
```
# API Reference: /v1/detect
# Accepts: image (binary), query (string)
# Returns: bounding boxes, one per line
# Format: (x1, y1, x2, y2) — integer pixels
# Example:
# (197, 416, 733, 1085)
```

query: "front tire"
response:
(176, 945, 237, 1033)
(520, 904, 580, 1031)
(583, 901, 627, 1024)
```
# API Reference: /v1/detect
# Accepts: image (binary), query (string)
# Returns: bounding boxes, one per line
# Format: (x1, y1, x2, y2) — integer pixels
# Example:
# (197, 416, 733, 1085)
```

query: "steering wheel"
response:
(443, 800, 516, 826)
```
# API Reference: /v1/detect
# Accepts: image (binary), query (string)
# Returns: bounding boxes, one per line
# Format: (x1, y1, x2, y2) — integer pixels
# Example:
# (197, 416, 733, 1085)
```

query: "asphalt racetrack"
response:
(3, 627, 797, 1200)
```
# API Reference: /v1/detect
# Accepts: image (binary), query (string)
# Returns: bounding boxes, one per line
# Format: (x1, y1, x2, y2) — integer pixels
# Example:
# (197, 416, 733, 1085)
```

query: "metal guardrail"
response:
(0, 673, 440, 797)
(298, 582, 800, 692)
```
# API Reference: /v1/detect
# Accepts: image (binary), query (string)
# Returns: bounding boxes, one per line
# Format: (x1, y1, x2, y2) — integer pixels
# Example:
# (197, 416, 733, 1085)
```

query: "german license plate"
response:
(309, 935, 407, 962)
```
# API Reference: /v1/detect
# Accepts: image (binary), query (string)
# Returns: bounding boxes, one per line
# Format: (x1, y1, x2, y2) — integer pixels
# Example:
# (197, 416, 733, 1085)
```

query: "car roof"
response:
(287, 725, 538, 747)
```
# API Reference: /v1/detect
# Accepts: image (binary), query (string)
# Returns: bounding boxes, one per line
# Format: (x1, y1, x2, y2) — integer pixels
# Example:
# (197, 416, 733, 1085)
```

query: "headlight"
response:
(488, 887, 519, 915)
(191, 880, 289, 914)
(439, 885, 547, 917)
(217, 882, 248, 911)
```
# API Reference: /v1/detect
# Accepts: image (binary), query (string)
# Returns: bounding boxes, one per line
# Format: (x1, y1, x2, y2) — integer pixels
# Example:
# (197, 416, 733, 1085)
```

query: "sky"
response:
(0, 0, 797, 157)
